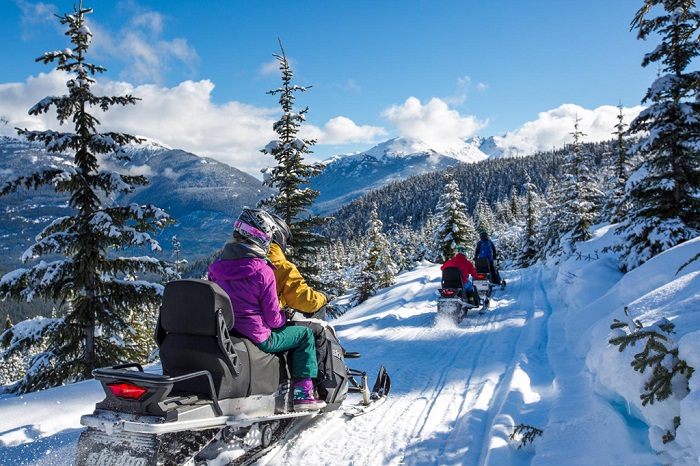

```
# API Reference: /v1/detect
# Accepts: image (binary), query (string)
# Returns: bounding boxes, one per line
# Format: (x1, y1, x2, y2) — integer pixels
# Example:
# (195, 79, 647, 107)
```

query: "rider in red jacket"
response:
(441, 245, 478, 284)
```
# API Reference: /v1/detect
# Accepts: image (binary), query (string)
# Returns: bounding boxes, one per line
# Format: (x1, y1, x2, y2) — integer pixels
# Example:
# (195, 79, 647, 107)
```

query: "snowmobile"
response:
(436, 267, 480, 323)
(75, 279, 391, 466)
(473, 258, 506, 312)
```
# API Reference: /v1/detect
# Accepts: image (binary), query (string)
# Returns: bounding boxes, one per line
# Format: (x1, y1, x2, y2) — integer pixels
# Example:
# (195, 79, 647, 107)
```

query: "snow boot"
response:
(293, 378, 327, 411)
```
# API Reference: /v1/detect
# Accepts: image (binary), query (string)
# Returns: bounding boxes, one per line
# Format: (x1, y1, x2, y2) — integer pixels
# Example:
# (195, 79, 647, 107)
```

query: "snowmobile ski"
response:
(344, 393, 388, 417)
(344, 365, 391, 417)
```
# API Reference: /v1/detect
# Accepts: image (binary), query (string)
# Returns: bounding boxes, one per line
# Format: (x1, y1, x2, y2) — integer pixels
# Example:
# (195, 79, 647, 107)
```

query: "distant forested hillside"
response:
(325, 141, 615, 238)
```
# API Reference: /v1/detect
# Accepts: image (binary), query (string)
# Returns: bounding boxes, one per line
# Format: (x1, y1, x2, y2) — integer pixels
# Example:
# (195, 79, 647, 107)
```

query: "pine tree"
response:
(609, 311, 693, 407)
(418, 209, 439, 262)
(509, 185, 521, 222)
(532, 174, 563, 263)
(258, 39, 327, 287)
(0, 3, 174, 393)
(474, 197, 496, 234)
(615, 1, 700, 270)
(520, 176, 541, 267)
(170, 235, 187, 280)
(387, 220, 418, 273)
(433, 175, 476, 262)
(562, 117, 602, 246)
(352, 207, 396, 306)
(609, 103, 632, 222)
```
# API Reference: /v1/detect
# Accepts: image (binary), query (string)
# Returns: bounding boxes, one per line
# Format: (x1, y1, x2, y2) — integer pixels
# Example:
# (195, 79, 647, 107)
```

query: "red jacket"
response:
(441, 254, 478, 284)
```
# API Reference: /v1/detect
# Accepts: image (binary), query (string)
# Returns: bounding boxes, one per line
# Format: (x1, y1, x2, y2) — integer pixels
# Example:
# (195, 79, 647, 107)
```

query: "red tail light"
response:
(443, 290, 454, 295)
(476, 274, 485, 279)
(107, 382, 148, 400)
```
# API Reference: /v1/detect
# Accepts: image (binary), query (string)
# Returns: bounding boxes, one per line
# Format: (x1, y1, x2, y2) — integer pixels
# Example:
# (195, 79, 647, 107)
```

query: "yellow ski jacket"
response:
(267, 242, 327, 314)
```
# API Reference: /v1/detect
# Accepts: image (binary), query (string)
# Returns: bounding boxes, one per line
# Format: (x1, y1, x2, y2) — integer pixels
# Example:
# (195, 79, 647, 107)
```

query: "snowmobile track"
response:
(255, 266, 560, 465)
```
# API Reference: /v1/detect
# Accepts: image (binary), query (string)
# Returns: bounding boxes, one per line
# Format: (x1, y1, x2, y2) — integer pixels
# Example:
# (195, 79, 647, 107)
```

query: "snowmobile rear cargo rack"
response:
(92, 363, 223, 418)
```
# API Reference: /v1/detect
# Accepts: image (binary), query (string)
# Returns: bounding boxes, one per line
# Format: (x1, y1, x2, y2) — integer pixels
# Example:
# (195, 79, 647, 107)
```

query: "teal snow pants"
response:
(256, 325, 318, 379)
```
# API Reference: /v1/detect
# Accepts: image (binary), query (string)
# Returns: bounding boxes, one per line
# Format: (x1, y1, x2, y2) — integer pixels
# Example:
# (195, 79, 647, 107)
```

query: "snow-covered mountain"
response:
(361, 137, 488, 163)
(309, 137, 487, 215)
(0, 136, 273, 270)
(475, 132, 541, 159)
(309, 135, 538, 215)
(1, 225, 699, 465)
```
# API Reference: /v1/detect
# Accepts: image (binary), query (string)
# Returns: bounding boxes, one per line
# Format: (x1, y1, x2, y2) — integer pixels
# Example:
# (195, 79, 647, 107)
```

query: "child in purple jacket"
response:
(208, 209, 325, 411)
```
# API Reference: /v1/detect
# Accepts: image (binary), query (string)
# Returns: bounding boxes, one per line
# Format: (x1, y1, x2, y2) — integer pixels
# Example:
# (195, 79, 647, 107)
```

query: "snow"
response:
(2, 224, 700, 465)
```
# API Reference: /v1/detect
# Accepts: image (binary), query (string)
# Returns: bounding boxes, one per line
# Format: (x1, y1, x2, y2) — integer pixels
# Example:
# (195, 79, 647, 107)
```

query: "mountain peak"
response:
(327, 136, 489, 166)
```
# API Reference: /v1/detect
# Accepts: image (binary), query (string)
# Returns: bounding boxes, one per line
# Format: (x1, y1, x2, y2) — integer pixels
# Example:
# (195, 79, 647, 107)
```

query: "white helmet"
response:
(233, 209, 275, 253)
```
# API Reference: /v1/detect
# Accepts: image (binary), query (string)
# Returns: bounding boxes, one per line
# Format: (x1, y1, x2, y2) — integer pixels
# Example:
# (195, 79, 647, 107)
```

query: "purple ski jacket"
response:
(208, 257, 285, 344)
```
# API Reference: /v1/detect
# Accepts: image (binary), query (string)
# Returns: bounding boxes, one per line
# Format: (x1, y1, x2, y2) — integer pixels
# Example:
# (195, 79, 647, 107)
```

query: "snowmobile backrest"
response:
(158, 279, 245, 399)
(441, 267, 463, 289)
(474, 258, 491, 275)
(160, 279, 234, 336)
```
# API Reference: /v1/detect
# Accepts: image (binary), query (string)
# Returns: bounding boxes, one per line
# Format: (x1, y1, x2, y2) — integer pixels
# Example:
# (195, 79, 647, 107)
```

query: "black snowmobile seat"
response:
(474, 258, 491, 276)
(158, 279, 281, 400)
(441, 266, 464, 289)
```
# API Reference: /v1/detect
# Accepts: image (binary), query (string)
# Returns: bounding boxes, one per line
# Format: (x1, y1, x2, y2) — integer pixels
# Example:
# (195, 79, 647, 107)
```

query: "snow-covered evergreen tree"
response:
(510, 185, 521, 221)
(418, 209, 439, 262)
(533, 175, 565, 263)
(259, 39, 327, 287)
(433, 175, 476, 262)
(474, 197, 496, 235)
(320, 240, 352, 299)
(535, 118, 602, 263)
(608, 103, 633, 222)
(170, 235, 187, 280)
(387, 219, 419, 273)
(519, 177, 542, 267)
(561, 117, 602, 246)
(611, 316, 691, 406)
(614, 0, 700, 271)
(0, 3, 174, 393)
(352, 207, 396, 306)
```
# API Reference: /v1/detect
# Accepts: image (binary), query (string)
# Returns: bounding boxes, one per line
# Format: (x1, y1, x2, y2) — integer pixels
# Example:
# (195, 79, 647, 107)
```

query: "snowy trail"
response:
(262, 265, 559, 466)
(4, 232, 700, 465)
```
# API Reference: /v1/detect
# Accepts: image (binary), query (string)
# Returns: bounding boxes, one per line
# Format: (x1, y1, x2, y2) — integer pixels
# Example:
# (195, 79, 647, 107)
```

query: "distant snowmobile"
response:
(75, 279, 390, 466)
(473, 258, 506, 313)
(436, 267, 480, 323)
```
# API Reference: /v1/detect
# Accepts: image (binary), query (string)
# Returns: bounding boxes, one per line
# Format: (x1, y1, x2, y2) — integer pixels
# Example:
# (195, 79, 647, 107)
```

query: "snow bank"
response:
(579, 236, 700, 464)
(676, 332, 700, 462)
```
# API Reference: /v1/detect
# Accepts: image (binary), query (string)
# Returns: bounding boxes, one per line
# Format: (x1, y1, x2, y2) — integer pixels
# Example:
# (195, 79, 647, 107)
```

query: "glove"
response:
(284, 307, 297, 321)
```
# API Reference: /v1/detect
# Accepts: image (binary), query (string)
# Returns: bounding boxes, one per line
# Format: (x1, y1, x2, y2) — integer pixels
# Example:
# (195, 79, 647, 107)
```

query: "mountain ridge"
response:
(0, 136, 273, 270)
(309, 134, 537, 214)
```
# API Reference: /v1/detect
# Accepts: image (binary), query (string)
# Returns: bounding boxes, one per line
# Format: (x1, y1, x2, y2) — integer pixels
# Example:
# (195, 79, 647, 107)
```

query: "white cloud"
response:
(382, 96, 487, 151)
(304, 116, 387, 145)
(505, 103, 645, 152)
(88, 3, 199, 85)
(0, 71, 385, 176)
(0, 71, 276, 173)
(260, 59, 281, 77)
(443, 76, 488, 107)
(162, 167, 179, 179)
(14, 0, 58, 40)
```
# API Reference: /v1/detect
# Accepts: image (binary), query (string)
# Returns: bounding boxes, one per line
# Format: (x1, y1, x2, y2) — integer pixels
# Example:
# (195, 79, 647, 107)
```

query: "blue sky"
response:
(0, 0, 655, 176)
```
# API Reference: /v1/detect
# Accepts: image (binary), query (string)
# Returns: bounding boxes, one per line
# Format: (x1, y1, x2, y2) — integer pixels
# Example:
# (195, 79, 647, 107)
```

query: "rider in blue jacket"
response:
(474, 230, 503, 286)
